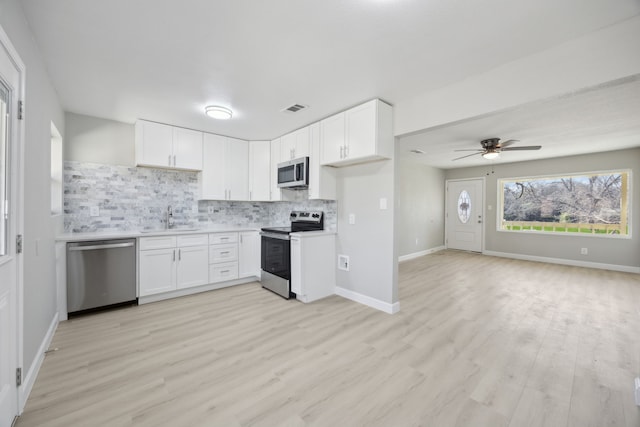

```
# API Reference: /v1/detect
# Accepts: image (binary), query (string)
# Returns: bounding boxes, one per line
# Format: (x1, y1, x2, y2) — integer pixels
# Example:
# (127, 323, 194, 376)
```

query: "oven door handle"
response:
(260, 232, 291, 241)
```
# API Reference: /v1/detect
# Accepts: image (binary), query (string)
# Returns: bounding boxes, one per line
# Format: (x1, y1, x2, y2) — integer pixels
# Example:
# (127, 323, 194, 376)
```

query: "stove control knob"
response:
(312, 213, 320, 218)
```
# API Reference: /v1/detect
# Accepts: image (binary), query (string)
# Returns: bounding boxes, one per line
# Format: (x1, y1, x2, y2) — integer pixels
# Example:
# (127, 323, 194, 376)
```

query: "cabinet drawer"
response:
(177, 234, 208, 247)
(209, 262, 239, 283)
(139, 236, 177, 250)
(209, 232, 238, 245)
(209, 244, 238, 263)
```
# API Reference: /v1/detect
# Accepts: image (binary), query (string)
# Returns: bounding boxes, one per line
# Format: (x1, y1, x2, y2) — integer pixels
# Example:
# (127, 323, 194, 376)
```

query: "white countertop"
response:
(289, 230, 337, 237)
(57, 226, 261, 242)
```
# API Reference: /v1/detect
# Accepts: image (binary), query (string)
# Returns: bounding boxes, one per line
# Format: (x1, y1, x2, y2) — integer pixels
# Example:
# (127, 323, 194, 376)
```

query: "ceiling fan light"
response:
(205, 105, 233, 120)
(482, 151, 500, 160)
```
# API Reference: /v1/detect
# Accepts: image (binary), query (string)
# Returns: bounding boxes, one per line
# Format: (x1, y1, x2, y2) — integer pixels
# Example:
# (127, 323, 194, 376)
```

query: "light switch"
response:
(348, 214, 356, 225)
(379, 198, 387, 210)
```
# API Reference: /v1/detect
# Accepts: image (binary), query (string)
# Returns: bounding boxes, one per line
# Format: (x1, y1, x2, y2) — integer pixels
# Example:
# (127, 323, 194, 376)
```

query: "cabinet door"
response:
(280, 132, 296, 161)
(135, 120, 174, 168)
(249, 141, 271, 201)
(173, 127, 203, 170)
(270, 139, 281, 201)
(226, 138, 249, 200)
(176, 246, 209, 289)
(320, 112, 345, 165)
(308, 122, 336, 200)
(200, 134, 227, 200)
(139, 248, 176, 296)
(239, 231, 260, 278)
(345, 100, 377, 160)
(294, 126, 310, 158)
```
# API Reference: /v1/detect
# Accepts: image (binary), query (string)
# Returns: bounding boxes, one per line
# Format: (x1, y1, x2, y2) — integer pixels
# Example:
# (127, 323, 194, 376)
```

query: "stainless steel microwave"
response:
(277, 157, 309, 189)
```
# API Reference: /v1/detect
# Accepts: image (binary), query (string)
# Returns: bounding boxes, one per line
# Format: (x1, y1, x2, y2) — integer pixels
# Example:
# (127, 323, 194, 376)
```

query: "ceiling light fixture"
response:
(205, 105, 233, 120)
(482, 150, 500, 160)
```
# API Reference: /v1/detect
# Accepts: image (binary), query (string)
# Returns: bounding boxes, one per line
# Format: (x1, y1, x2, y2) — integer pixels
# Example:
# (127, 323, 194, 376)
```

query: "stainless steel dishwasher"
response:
(67, 239, 137, 314)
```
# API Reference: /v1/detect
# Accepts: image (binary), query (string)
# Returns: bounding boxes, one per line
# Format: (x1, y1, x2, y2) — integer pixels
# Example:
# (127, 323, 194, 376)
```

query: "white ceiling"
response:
(397, 76, 640, 169)
(20, 0, 640, 141)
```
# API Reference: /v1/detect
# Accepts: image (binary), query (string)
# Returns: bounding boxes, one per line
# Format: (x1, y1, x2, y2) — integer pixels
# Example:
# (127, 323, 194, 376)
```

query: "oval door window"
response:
(457, 190, 471, 224)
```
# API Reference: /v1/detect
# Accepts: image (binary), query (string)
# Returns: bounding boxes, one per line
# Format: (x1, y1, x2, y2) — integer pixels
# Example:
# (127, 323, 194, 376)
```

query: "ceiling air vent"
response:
(282, 103, 308, 113)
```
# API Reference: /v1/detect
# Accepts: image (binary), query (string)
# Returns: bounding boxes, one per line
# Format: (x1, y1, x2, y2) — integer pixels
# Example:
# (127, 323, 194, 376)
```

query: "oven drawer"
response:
(209, 233, 238, 245)
(209, 244, 238, 263)
(210, 262, 239, 283)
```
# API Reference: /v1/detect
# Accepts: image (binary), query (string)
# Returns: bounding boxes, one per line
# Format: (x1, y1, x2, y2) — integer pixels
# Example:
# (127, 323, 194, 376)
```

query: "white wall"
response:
(395, 16, 640, 137)
(445, 148, 640, 270)
(0, 0, 64, 379)
(65, 112, 134, 166)
(336, 160, 398, 306)
(397, 159, 445, 257)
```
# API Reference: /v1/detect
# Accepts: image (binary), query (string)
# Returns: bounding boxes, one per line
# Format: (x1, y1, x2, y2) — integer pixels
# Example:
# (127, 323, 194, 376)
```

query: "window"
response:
(50, 122, 63, 215)
(499, 170, 630, 237)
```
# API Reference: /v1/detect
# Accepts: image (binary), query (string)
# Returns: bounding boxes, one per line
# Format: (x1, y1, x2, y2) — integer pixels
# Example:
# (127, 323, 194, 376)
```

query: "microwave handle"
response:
(295, 163, 303, 182)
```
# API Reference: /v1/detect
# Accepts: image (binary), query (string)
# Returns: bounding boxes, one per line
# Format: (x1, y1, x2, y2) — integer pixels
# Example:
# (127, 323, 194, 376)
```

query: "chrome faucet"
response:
(166, 205, 174, 229)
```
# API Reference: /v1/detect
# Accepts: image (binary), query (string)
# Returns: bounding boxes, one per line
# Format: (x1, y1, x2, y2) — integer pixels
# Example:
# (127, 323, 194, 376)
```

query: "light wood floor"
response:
(17, 250, 640, 427)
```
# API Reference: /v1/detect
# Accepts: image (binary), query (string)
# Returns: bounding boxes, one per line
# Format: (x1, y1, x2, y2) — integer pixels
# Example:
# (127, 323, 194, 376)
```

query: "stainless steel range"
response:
(260, 211, 324, 299)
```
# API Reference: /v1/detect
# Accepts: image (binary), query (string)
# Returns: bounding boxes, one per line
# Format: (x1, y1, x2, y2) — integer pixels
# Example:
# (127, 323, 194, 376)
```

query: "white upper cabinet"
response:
(319, 112, 346, 165)
(270, 138, 281, 201)
(320, 99, 393, 167)
(199, 134, 248, 200)
(226, 137, 249, 201)
(308, 122, 336, 200)
(200, 133, 227, 200)
(281, 127, 310, 161)
(249, 140, 271, 201)
(173, 127, 204, 170)
(135, 120, 203, 170)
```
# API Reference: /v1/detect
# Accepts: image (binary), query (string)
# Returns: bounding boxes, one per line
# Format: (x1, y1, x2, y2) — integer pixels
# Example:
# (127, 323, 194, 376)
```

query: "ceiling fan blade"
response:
(452, 152, 483, 161)
(453, 149, 484, 152)
(502, 146, 542, 151)
(497, 139, 519, 148)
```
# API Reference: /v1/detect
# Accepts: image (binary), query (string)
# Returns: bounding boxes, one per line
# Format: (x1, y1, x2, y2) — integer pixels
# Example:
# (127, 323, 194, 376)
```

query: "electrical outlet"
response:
(379, 198, 387, 210)
(348, 214, 355, 225)
(208, 206, 214, 214)
(192, 205, 199, 214)
(338, 255, 350, 271)
(90, 206, 99, 217)
(581, 248, 588, 255)
(415, 238, 419, 246)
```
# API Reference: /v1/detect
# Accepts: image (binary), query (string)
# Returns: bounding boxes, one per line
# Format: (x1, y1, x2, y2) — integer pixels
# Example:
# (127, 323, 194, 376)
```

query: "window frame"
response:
(496, 169, 632, 239)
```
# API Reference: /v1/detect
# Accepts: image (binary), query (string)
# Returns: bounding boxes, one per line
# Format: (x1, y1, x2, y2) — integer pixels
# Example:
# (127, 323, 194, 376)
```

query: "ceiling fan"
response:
(453, 138, 541, 161)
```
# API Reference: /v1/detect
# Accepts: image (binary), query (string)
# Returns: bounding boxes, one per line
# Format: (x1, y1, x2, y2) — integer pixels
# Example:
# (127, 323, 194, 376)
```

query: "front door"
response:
(0, 28, 23, 427)
(446, 179, 484, 252)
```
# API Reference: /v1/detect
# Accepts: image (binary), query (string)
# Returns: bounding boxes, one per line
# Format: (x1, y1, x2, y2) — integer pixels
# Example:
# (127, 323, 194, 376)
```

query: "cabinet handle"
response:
(344, 145, 348, 158)
(249, 191, 252, 201)
(178, 249, 181, 260)
(173, 155, 176, 166)
(240, 235, 243, 244)
(220, 251, 230, 255)
(168, 155, 172, 166)
(221, 237, 229, 241)
(221, 270, 229, 274)
(172, 249, 175, 262)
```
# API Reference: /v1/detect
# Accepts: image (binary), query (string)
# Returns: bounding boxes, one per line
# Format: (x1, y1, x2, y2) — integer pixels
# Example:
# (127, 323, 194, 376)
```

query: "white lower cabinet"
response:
(139, 234, 208, 296)
(139, 247, 177, 296)
(239, 231, 260, 278)
(290, 233, 335, 303)
(176, 245, 209, 289)
(138, 230, 259, 300)
(209, 232, 239, 283)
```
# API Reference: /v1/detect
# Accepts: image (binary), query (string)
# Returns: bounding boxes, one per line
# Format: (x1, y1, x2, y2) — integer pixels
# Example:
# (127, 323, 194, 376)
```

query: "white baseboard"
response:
(483, 250, 640, 274)
(335, 287, 400, 314)
(19, 312, 58, 413)
(399, 246, 445, 262)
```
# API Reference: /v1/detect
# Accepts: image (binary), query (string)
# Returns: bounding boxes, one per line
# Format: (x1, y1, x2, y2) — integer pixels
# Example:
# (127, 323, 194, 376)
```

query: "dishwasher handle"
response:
(68, 242, 135, 251)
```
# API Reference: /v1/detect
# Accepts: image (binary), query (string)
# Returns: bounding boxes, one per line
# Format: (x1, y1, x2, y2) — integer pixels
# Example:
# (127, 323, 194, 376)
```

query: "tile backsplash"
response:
(64, 161, 337, 232)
